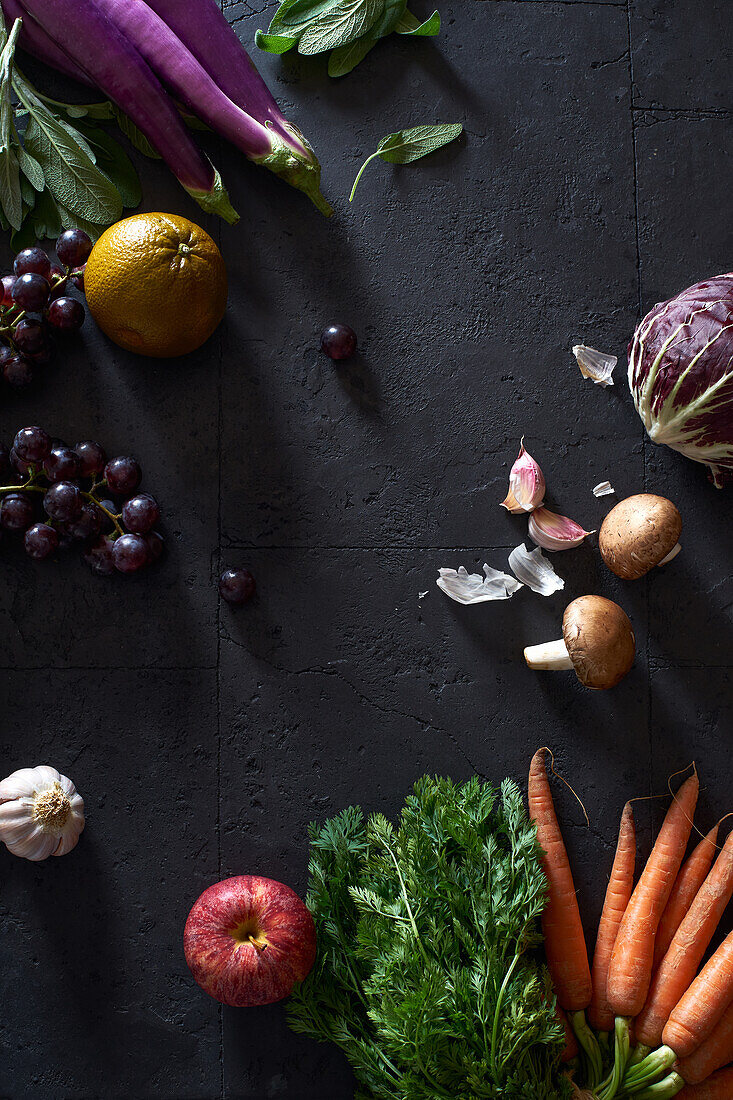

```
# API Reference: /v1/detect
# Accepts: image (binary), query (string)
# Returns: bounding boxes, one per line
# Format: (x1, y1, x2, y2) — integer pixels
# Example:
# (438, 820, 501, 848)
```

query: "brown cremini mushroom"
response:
(599, 494, 682, 580)
(524, 595, 635, 690)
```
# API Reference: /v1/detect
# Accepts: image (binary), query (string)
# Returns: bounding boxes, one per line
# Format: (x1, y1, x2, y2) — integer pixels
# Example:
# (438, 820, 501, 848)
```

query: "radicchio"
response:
(628, 274, 733, 487)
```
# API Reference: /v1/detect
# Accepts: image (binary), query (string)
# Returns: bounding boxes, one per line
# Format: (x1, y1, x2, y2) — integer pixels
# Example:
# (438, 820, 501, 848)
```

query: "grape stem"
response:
(83, 491, 123, 537)
(0, 468, 124, 538)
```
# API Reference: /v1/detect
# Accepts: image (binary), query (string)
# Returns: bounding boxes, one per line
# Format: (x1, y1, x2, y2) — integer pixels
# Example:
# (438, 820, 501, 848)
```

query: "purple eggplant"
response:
(142, 0, 330, 215)
(1, 0, 91, 85)
(15, 0, 238, 223)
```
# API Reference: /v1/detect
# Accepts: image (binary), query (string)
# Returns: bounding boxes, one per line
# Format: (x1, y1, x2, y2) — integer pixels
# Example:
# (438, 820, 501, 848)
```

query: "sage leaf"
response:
(371, 0, 407, 37)
(328, 34, 378, 76)
(377, 122, 461, 163)
(0, 145, 22, 228)
(349, 122, 462, 200)
(254, 31, 300, 54)
(17, 145, 44, 191)
(277, 0, 338, 26)
(112, 106, 161, 160)
(298, 0, 384, 55)
(77, 124, 141, 208)
(20, 172, 35, 207)
(31, 187, 61, 240)
(56, 201, 104, 241)
(395, 8, 440, 34)
(22, 113, 122, 224)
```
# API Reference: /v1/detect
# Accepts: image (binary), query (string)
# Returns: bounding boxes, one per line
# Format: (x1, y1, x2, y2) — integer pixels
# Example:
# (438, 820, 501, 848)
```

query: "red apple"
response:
(183, 875, 316, 1007)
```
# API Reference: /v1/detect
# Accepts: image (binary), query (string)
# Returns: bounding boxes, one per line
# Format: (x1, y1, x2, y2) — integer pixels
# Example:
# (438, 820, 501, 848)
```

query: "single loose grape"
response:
(218, 567, 256, 604)
(320, 323, 357, 361)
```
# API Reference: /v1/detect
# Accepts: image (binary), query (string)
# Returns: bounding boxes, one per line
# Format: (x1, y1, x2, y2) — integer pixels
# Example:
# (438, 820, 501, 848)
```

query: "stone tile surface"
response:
(0, 2, 731, 1098)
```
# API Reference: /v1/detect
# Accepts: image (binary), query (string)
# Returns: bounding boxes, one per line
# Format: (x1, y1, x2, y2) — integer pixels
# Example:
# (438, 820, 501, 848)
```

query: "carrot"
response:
(588, 802, 636, 1033)
(653, 823, 720, 970)
(636, 831, 733, 1047)
(528, 748, 592, 1011)
(663, 930, 733, 1058)
(678, 1068, 733, 1099)
(607, 772, 699, 1017)
(558, 1005, 580, 1063)
(528, 749, 601, 1087)
(677, 1001, 733, 1084)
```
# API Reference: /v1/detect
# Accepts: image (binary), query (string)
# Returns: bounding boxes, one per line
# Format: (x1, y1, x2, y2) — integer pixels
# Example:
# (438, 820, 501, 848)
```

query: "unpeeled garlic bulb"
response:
(0, 766, 85, 861)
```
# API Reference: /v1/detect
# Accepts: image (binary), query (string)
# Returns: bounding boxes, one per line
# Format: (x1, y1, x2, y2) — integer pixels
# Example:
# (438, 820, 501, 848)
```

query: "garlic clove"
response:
(593, 480, 615, 497)
(572, 344, 617, 387)
(508, 543, 565, 595)
(501, 439, 546, 513)
(528, 506, 594, 551)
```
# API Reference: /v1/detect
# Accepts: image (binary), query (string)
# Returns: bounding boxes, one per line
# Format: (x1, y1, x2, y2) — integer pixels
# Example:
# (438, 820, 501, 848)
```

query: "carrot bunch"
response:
(529, 749, 733, 1100)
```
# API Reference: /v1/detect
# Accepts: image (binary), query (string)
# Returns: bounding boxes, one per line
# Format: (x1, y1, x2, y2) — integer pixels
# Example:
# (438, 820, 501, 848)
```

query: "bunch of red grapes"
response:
(0, 229, 91, 389)
(0, 426, 163, 576)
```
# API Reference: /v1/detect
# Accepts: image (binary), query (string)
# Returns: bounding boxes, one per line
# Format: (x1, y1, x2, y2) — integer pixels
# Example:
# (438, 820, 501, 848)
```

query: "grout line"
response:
(626, 0, 654, 819)
(633, 105, 733, 116)
(213, 53, 225, 1099)
(219, 544, 530, 551)
(0, 665, 219, 672)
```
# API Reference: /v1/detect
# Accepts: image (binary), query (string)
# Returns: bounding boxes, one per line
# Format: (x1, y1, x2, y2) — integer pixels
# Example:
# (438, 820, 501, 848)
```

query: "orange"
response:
(84, 212, 227, 358)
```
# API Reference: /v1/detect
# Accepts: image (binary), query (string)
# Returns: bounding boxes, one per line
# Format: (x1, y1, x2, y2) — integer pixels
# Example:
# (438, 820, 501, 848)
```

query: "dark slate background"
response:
(1, 1, 731, 1097)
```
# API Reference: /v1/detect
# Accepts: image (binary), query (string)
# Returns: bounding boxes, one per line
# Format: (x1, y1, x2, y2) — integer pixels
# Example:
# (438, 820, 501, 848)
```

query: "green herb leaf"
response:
(349, 121, 462, 200)
(298, 0, 384, 55)
(112, 106, 161, 160)
(14, 72, 123, 224)
(327, 34, 378, 76)
(55, 201, 104, 241)
(30, 187, 62, 240)
(370, 0, 407, 37)
(17, 145, 44, 191)
(0, 145, 23, 229)
(277, 0, 339, 26)
(395, 8, 440, 34)
(76, 124, 141, 208)
(22, 113, 123, 225)
(254, 30, 300, 54)
(377, 121, 461, 163)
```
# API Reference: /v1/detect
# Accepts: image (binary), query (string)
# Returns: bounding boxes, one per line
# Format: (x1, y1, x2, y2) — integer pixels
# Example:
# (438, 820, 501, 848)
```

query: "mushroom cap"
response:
(598, 494, 681, 580)
(562, 595, 635, 690)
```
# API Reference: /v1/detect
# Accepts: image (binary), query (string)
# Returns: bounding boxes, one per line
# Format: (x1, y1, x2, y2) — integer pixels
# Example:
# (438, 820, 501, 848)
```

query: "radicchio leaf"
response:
(628, 274, 733, 487)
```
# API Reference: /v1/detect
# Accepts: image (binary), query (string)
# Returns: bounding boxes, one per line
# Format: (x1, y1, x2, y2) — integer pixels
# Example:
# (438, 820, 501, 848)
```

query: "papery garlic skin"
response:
(501, 440, 546, 513)
(0, 766, 85, 861)
(528, 506, 594, 551)
(572, 344, 617, 387)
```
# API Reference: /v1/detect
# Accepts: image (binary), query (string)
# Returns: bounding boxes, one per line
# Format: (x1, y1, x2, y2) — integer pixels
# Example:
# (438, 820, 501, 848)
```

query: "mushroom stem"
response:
(523, 638, 574, 670)
(658, 542, 681, 567)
